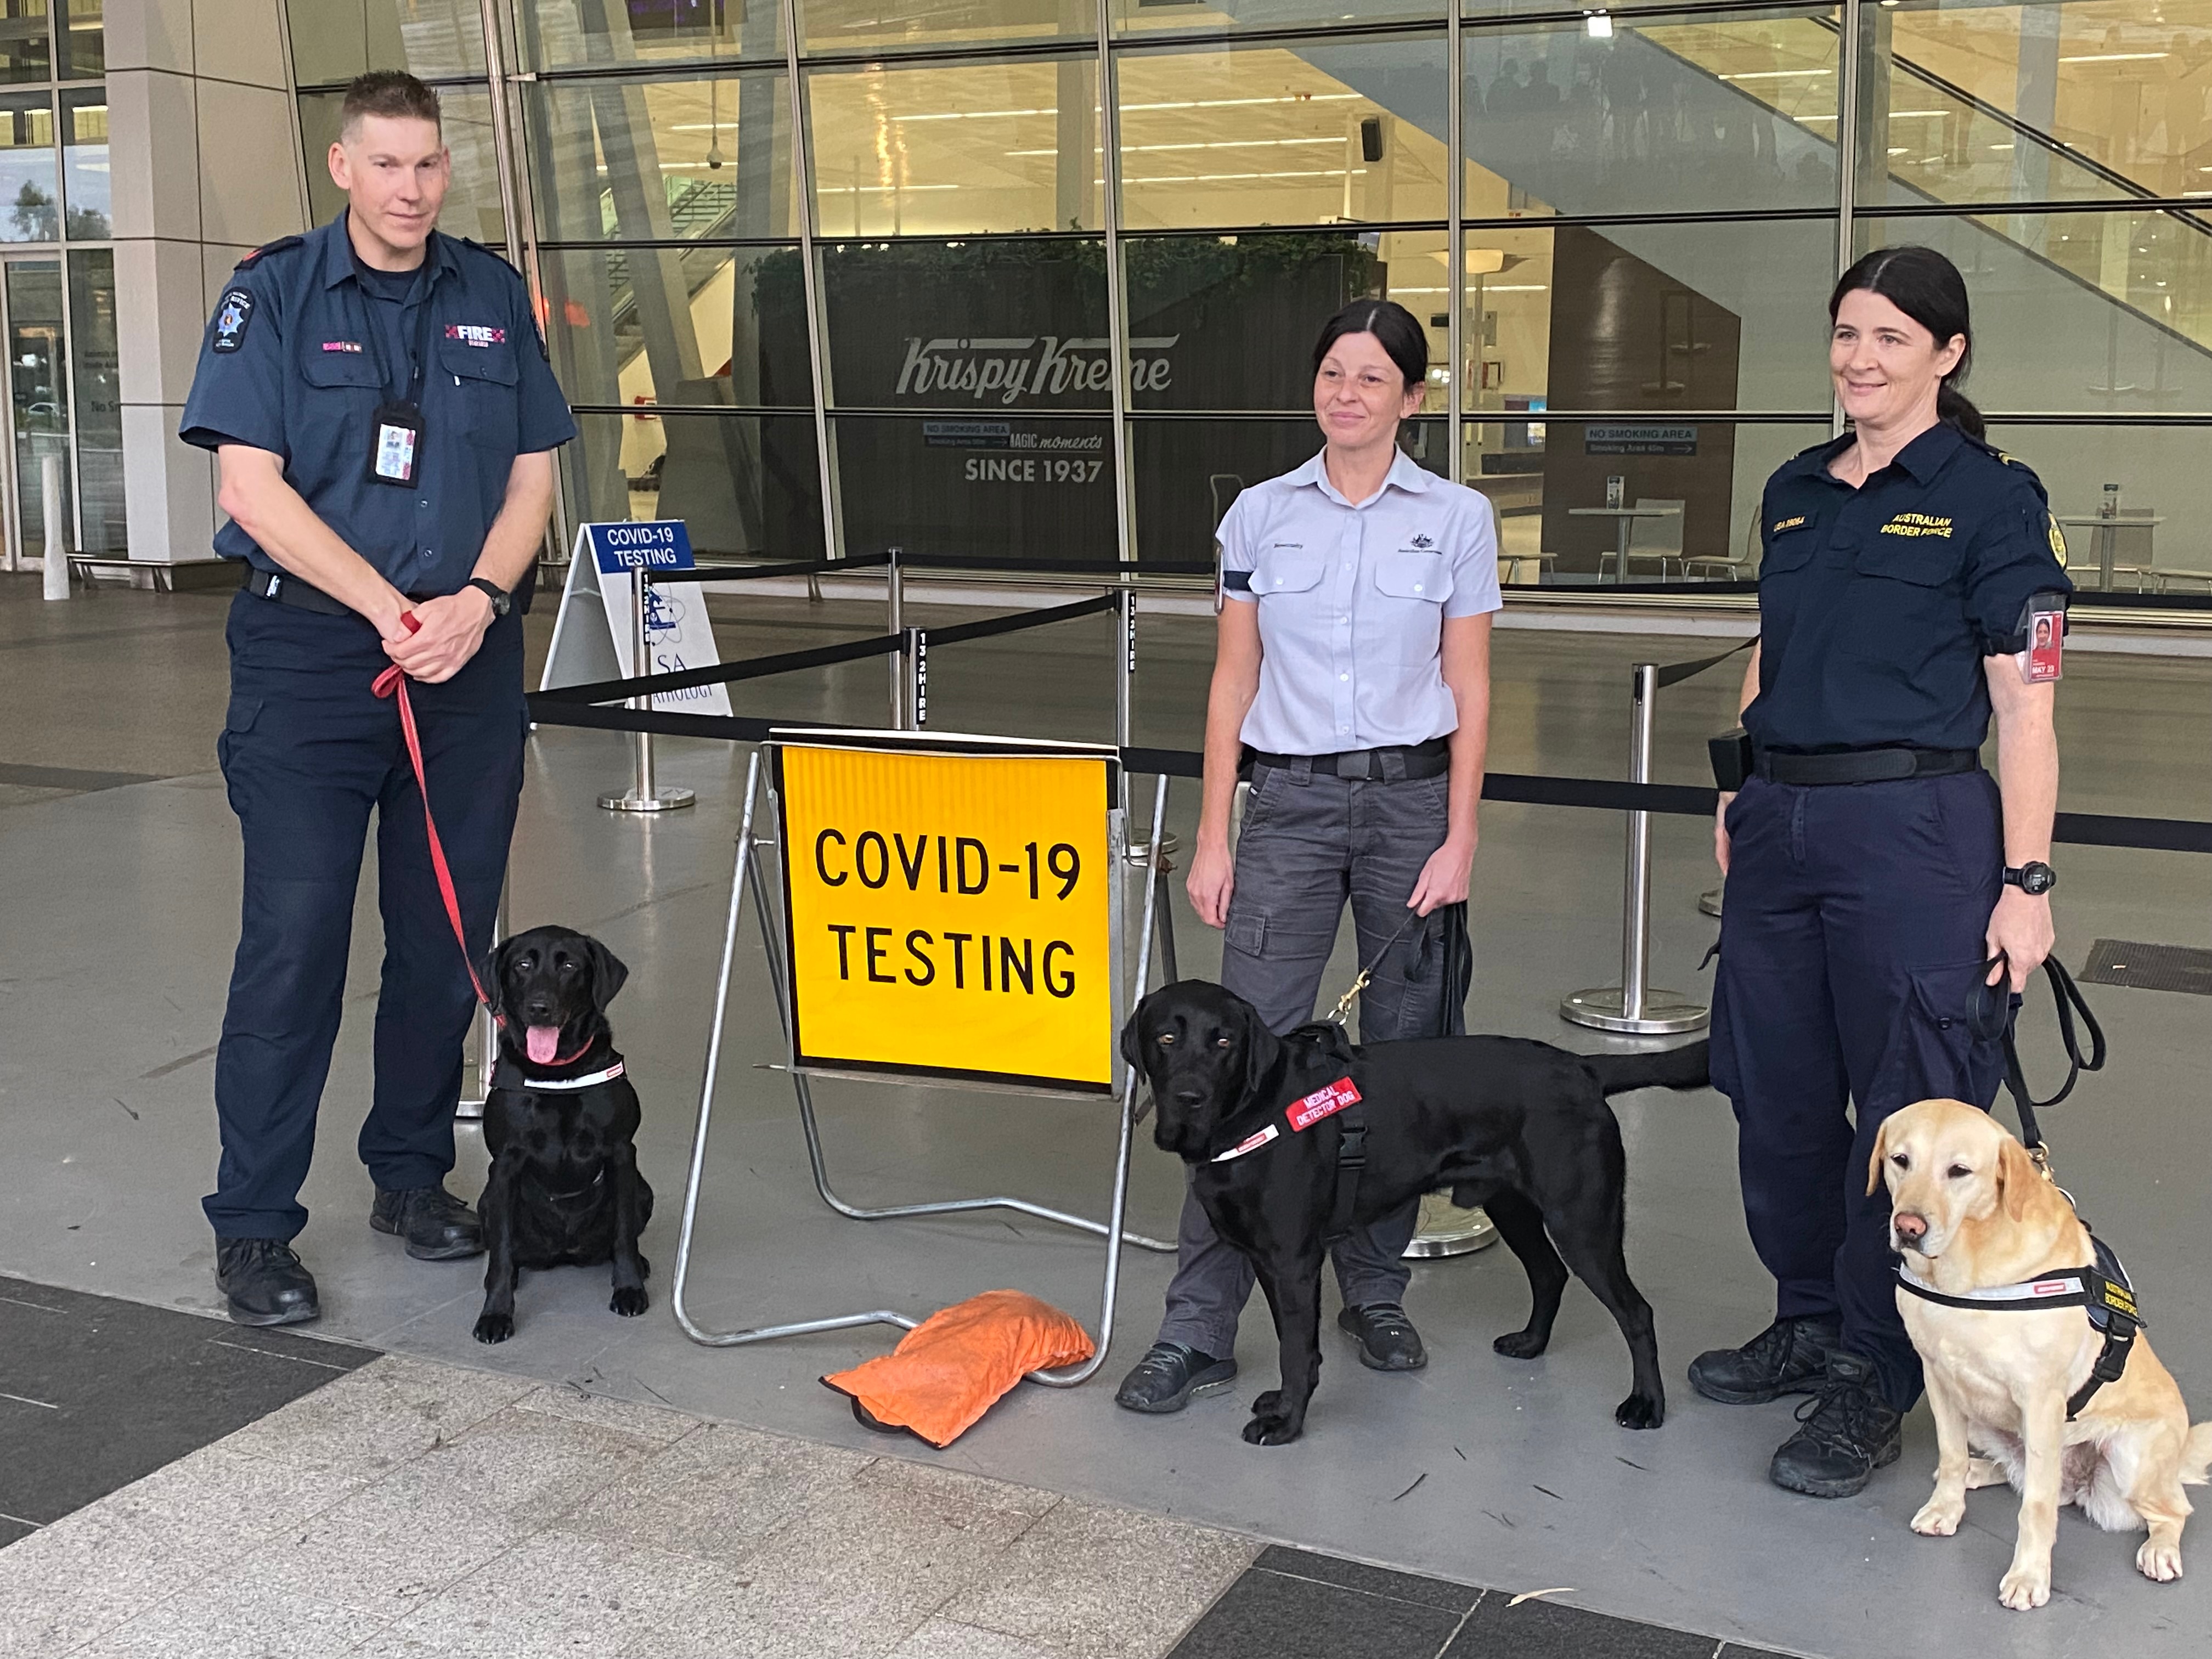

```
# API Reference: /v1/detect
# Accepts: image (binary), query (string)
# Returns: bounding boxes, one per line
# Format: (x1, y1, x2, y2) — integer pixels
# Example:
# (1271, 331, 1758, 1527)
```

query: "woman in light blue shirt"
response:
(1116, 299, 1504, 1417)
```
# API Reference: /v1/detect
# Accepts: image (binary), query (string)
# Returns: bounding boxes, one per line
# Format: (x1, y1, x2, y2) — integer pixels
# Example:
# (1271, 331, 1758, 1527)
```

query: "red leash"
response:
(373, 615, 496, 1018)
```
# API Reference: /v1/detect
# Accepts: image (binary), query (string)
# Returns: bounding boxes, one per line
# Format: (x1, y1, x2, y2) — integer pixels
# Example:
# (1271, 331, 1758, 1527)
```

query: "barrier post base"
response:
(599, 786, 696, 812)
(1559, 986, 1709, 1035)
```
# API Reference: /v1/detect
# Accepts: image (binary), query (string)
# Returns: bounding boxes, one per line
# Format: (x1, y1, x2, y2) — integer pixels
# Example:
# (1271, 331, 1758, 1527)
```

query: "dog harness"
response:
(1894, 1234, 2140, 1420)
(490, 1056, 627, 1093)
(1209, 1076, 1368, 1243)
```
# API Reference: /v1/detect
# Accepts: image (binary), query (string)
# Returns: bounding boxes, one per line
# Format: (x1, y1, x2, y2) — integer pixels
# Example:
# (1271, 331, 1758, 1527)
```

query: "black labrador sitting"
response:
(1124, 980, 1708, 1445)
(472, 925, 654, 1344)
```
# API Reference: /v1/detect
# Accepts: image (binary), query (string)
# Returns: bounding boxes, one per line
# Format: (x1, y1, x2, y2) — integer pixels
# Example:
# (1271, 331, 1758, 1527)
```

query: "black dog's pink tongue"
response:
(526, 1026, 561, 1065)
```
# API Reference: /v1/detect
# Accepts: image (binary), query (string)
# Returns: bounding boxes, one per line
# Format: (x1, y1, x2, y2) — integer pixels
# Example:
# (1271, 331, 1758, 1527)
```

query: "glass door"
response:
(1, 254, 69, 566)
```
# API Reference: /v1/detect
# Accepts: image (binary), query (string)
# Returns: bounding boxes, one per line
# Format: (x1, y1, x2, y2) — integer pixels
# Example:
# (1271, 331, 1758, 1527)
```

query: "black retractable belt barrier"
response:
(646, 551, 894, 585)
(533, 632, 906, 707)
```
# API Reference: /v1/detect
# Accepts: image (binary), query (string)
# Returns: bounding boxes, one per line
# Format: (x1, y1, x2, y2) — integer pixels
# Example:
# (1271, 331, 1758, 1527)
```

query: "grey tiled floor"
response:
(0, 1354, 1257, 1659)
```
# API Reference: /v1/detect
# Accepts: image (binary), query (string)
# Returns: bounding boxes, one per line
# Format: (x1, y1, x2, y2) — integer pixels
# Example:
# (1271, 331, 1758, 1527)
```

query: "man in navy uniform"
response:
(179, 71, 576, 1325)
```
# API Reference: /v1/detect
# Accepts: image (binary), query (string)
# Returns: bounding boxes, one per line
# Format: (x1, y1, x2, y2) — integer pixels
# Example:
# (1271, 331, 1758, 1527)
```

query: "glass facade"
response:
(0, 0, 114, 557)
(284, 0, 2212, 595)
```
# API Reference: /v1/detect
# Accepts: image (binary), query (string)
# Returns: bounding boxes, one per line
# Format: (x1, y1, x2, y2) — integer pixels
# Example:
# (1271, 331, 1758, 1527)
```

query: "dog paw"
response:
(1242, 1413, 1302, 1447)
(2137, 1539, 2184, 1583)
(610, 1285, 650, 1318)
(1966, 1456, 2007, 1490)
(1250, 1389, 1282, 1417)
(1997, 1565, 2051, 1611)
(1911, 1498, 1963, 1537)
(472, 1312, 514, 1345)
(1493, 1329, 1548, 1359)
(1615, 1391, 1664, 1430)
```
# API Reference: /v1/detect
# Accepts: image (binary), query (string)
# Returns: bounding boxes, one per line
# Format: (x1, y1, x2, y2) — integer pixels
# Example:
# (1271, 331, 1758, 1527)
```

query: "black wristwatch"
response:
(466, 577, 511, 618)
(2004, 861, 2057, 895)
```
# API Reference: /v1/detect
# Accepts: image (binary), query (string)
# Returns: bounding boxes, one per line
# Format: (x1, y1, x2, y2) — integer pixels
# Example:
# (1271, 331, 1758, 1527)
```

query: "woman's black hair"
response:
(1312, 297, 1428, 396)
(1829, 245, 1982, 439)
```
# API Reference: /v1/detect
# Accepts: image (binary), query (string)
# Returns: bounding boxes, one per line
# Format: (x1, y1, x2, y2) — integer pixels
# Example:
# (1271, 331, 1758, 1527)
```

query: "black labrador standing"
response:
(472, 925, 654, 1344)
(1123, 980, 1708, 1445)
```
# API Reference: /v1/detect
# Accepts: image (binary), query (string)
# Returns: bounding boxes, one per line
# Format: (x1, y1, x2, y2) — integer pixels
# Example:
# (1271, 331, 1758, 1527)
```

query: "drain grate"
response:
(2079, 940, 2212, 997)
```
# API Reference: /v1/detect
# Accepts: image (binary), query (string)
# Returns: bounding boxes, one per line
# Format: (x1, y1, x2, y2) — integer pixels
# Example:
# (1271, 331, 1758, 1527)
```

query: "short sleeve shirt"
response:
(178, 212, 578, 594)
(1746, 423, 2072, 754)
(1220, 449, 1503, 754)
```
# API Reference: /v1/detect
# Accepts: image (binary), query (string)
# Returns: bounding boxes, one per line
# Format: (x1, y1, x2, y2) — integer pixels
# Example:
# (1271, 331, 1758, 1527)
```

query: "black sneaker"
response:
(1337, 1302, 1427, 1372)
(1688, 1314, 1839, 1404)
(370, 1183, 484, 1261)
(1769, 1351, 1903, 1499)
(215, 1238, 320, 1327)
(1114, 1342, 1238, 1413)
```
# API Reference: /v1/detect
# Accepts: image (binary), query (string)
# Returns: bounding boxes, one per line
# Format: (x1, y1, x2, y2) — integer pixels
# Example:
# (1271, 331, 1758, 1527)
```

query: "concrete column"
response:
(108, 0, 308, 566)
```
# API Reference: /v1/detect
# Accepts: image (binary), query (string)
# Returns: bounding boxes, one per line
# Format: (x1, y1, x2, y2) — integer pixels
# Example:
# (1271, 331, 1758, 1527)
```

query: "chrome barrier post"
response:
(887, 547, 905, 729)
(1561, 662, 1708, 1035)
(600, 566, 695, 812)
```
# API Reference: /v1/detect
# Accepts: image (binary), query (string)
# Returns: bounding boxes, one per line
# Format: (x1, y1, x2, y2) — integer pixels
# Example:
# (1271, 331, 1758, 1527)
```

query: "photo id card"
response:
(369, 401, 423, 487)
(2020, 599, 2064, 684)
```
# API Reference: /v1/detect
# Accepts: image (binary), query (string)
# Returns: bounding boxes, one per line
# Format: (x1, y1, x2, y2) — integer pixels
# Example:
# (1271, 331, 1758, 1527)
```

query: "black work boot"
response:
(1688, 1314, 1839, 1404)
(1769, 1351, 1903, 1499)
(216, 1239, 320, 1327)
(370, 1183, 484, 1261)
(1338, 1302, 1427, 1372)
(1114, 1342, 1238, 1413)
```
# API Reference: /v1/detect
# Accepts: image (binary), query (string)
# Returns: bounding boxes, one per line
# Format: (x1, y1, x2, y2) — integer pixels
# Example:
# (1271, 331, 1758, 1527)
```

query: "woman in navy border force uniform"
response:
(1694, 246, 2072, 1498)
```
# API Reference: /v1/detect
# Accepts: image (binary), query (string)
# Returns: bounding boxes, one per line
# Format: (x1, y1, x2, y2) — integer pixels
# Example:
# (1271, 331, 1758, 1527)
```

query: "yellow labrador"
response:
(1871, 1099, 2212, 1610)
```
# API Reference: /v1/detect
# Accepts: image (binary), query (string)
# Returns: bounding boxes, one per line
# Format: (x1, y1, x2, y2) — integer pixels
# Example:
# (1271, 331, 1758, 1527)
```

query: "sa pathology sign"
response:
(543, 520, 731, 717)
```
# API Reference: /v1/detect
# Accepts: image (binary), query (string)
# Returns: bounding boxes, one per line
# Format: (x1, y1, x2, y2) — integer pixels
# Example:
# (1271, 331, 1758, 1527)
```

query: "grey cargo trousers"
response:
(1156, 757, 1468, 1358)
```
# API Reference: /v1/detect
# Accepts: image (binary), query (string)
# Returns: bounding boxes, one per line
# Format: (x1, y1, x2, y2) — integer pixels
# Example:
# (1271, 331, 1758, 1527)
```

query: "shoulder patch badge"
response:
(2047, 511, 2068, 568)
(211, 289, 255, 354)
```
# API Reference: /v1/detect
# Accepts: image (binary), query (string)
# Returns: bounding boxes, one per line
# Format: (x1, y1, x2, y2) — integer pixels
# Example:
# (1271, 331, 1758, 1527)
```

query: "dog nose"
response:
(1893, 1211, 1928, 1244)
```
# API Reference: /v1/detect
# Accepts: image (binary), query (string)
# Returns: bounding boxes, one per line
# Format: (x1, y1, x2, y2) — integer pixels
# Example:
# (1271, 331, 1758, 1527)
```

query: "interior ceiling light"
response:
(1008, 138, 1340, 156)
(2058, 52, 2169, 62)
(1719, 69, 1833, 79)
(1431, 248, 1512, 274)
(1585, 12, 1613, 37)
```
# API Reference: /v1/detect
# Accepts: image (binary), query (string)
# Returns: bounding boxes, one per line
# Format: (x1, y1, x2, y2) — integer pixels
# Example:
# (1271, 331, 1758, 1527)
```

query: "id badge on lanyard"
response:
(363, 283, 433, 488)
(2019, 595, 2065, 684)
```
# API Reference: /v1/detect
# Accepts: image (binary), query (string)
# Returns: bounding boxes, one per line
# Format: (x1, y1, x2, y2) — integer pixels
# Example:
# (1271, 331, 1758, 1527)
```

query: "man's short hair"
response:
(340, 71, 442, 141)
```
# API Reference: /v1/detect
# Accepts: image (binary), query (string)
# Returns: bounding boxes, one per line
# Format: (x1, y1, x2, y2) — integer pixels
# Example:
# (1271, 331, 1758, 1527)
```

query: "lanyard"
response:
(356, 261, 439, 410)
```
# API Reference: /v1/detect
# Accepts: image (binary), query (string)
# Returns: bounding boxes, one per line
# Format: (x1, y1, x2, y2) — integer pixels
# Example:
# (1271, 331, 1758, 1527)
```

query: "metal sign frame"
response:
(669, 741, 1174, 1387)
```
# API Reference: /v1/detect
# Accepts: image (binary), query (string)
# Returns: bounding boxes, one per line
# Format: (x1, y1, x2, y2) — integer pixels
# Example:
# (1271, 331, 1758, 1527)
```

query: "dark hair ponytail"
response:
(1829, 246, 1982, 440)
(1312, 298, 1428, 396)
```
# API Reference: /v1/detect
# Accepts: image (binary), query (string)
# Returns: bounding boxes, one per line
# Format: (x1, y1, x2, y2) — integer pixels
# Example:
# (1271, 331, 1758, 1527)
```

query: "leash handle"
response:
(373, 619, 498, 1021)
(1988, 951, 2107, 1178)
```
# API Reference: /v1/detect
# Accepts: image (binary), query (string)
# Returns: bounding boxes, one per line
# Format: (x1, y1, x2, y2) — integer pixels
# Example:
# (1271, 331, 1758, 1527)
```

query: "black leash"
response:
(1972, 952, 2107, 1178)
(1323, 906, 1425, 1026)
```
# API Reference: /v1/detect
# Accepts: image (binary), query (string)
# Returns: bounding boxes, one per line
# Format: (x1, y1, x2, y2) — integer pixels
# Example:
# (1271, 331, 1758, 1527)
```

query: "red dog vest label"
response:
(1286, 1077, 1362, 1132)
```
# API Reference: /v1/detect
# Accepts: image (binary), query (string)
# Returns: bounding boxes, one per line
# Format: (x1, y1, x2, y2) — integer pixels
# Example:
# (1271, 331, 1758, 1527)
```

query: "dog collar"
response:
(1894, 1234, 2140, 1420)
(494, 1057, 625, 1093)
(1210, 1076, 1362, 1163)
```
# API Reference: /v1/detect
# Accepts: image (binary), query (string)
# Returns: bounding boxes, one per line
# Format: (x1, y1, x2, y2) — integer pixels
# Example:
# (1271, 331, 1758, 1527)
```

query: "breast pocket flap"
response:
(436, 336, 520, 386)
(1854, 533, 1964, 588)
(300, 349, 382, 389)
(1372, 548, 1452, 603)
(1253, 546, 1326, 595)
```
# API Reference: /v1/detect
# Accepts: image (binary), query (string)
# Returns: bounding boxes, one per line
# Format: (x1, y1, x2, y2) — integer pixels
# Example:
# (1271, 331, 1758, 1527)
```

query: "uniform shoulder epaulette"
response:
(1964, 433, 2039, 476)
(233, 235, 303, 271)
(462, 236, 525, 280)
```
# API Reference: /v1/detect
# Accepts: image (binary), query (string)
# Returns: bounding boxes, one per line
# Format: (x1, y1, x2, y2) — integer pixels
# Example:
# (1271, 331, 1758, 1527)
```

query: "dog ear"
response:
(1238, 1000, 1278, 1102)
(1865, 1116, 1891, 1197)
(485, 936, 521, 1020)
(1997, 1135, 2041, 1222)
(586, 938, 630, 1013)
(1118, 1001, 1146, 1075)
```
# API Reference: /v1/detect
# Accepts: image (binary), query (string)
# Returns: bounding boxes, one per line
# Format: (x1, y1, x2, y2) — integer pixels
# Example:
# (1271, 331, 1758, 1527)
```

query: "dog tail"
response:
(1582, 1040, 1710, 1098)
(2181, 1423, 2212, 1486)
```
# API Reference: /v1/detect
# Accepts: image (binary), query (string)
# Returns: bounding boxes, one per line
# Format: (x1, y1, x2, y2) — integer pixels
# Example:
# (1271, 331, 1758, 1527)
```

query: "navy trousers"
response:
(1709, 770, 2007, 1410)
(205, 591, 524, 1240)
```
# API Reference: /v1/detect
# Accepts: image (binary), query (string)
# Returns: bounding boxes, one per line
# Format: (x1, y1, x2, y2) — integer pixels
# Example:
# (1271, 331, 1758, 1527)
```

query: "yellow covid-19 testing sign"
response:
(776, 739, 1118, 1092)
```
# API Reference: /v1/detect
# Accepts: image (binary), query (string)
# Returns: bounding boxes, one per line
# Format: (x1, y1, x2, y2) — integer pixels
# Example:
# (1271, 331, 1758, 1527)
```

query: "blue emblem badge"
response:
(212, 289, 254, 354)
(1409, 533, 1435, 550)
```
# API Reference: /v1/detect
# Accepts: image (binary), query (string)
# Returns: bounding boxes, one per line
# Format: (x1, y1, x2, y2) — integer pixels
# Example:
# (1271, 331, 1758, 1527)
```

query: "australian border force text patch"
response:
(211, 289, 254, 353)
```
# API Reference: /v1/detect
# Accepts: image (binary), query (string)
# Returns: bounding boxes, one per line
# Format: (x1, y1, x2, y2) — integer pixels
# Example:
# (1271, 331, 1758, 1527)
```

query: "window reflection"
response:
(804, 57, 1099, 236)
(0, 90, 55, 242)
(59, 86, 100, 237)
(0, 0, 48, 85)
(529, 73, 792, 244)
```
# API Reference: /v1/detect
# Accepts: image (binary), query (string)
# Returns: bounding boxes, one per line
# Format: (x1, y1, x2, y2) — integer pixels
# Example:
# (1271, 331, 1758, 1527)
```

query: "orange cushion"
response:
(821, 1290, 1094, 1448)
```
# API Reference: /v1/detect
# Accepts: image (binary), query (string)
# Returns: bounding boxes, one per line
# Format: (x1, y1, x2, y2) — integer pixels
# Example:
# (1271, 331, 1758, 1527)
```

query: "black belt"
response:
(245, 567, 454, 618)
(1757, 747, 1978, 786)
(1244, 737, 1450, 783)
